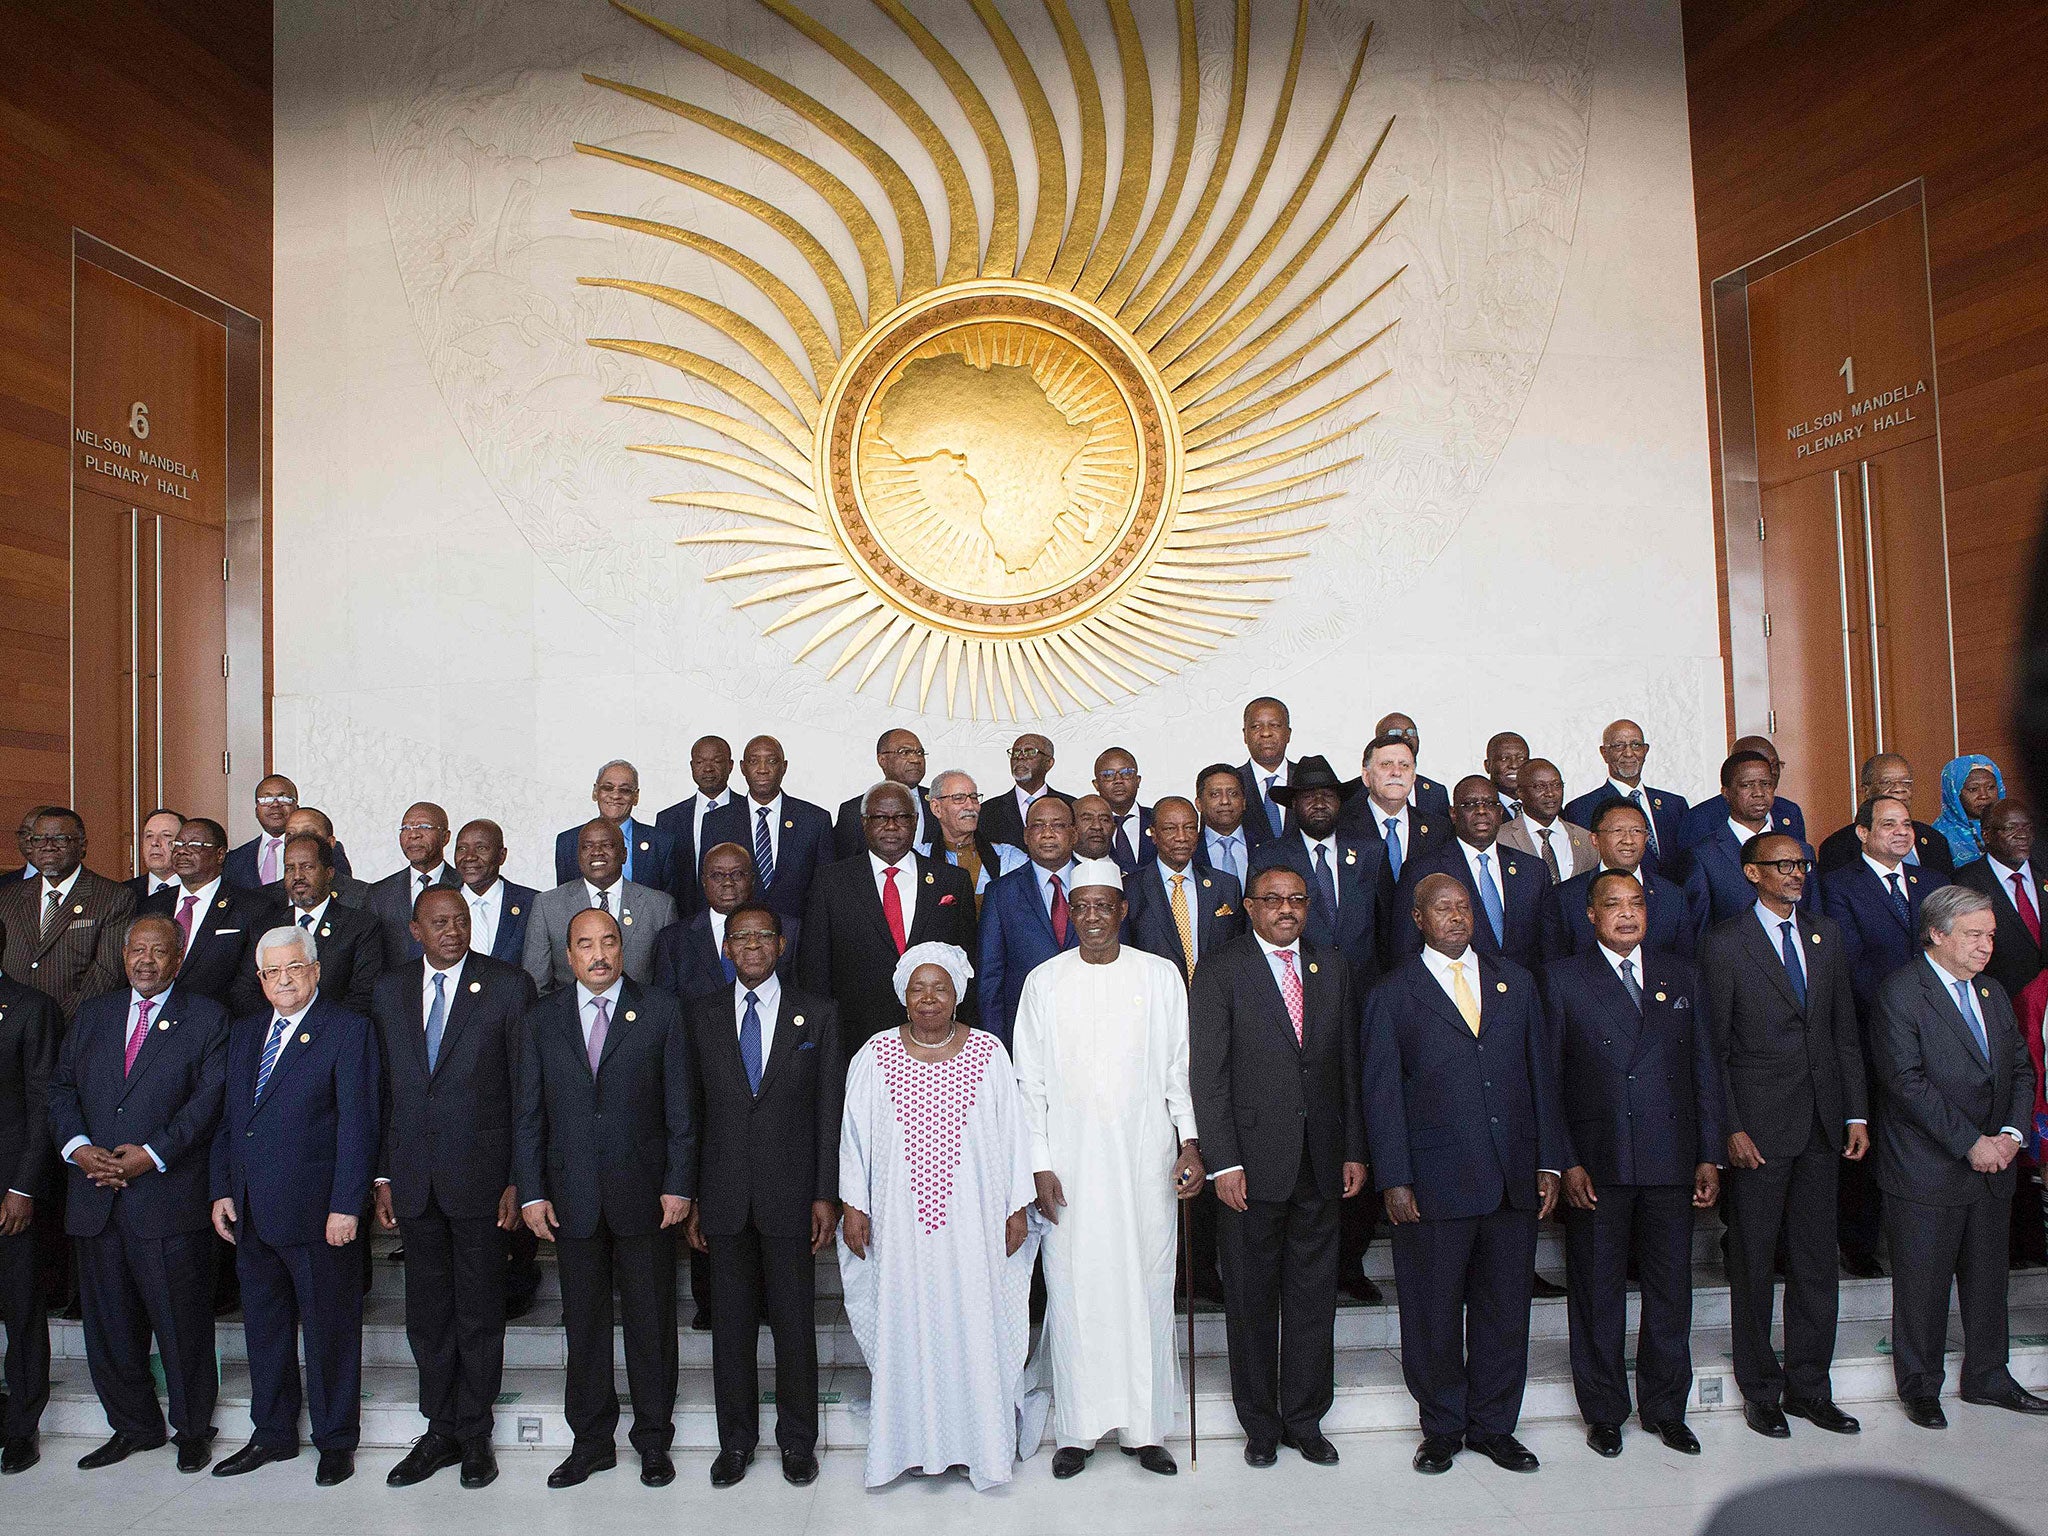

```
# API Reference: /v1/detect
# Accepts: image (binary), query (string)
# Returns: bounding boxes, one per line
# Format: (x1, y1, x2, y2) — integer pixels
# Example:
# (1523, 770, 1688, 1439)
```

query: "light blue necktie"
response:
(425, 971, 447, 1072)
(1475, 852, 1506, 948)
(1954, 978, 1989, 1062)
(1383, 816, 1403, 880)
(620, 821, 635, 883)
(754, 807, 776, 888)
(740, 989, 764, 1094)
(253, 1015, 290, 1104)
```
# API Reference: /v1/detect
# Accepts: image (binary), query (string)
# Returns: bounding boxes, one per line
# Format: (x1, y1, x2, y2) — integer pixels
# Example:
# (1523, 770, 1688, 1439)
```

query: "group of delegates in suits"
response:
(0, 702, 2044, 1491)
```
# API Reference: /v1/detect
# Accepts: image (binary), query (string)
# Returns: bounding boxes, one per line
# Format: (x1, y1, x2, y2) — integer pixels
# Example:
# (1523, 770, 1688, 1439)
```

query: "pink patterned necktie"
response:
(1277, 949, 1304, 1044)
(175, 893, 198, 945)
(125, 998, 154, 1077)
(260, 836, 279, 883)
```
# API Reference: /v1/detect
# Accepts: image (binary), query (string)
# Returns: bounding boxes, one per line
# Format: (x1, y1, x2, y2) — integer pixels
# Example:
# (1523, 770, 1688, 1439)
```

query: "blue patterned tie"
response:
(1264, 775, 1282, 837)
(1619, 956, 1643, 1012)
(253, 1015, 290, 1105)
(754, 807, 776, 888)
(1778, 920, 1807, 1007)
(1475, 852, 1506, 948)
(1886, 871, 1910, 925)
(1628, 788, 1658, 857)
(1311, 843, 1337, 920)
(424, 971, 447, 1072)
(297, 911, 313, 930)
(740, 989, 763, 1094)
(1955, 979, 1989, 1062)
(1383, 815, 1403, 880)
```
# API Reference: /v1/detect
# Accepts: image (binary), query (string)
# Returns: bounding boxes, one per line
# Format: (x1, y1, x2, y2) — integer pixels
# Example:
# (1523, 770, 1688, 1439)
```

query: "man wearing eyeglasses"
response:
(924, 770, 1026, 911)
(1686, 751, 1819, 928)
(551, 760, 678, 896)
(1094, 748, 1154, 873)
(1563, 720, 1692, 882)
(365, 803, 461, 969)
(1816, 754, 1955, 878)
(798, 782, 977, 1055)
(832, 729, 941, 858)
(138, 819, 269, 1019)
(210, 924, 380, 1487)
(2, 809, 52, 884)
(0, 807, 132, 1019)
(1374, 713, 1450, 821)
(977, 733, 1074, 852)
(1700, 832, 1867, 1440)
(225, 776, 301, 892)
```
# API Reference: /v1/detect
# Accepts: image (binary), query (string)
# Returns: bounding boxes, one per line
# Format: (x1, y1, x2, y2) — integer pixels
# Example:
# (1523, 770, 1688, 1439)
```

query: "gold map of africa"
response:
(861, 339, 1139, 596)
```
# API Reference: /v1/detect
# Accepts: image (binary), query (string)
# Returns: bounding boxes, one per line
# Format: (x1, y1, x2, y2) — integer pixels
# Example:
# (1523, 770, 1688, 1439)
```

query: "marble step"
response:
(53, 1267, 2048, 1369)
(38, 1304, 2048, 1452)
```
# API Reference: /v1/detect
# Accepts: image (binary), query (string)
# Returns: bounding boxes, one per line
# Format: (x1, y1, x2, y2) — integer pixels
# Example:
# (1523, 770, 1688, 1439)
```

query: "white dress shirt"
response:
(176, 876, 222, 927)
(38, 865, 82, 913)
(257, 833, 286, 880)
(424, 953, 467, 1014)
(707, 907, 730, 955)
(1597, 943, 1645, 988)
(1753, 899, 1806, 983)
(1862, 852, 1911, 898)
(735, 971, 782, 1061)
(1036, 859, 1079, 922)
(583, 878, 624, 912)
(870, 850, 919, 934)
(1010, 784, 1050, 827)
(1112, 808, 1145, 862)
(144, 874, 178, 897)
(259, 999, 316, 1078)
(407, 863, 454, 901)
(58, 989, 174, 1179)
(1727, 814, 1772, 848)
(1299, 832, 1340, 910)
(1370, 798, 1411, 857)
(693, 791, 732, 855)
(1521, 815, 1582, 879)
(1417, 945, 1557, 1171)
(292, 895, 332, 930)
(746, 794, 785, 868)
(466, 878, 503, 955)
(1457, 840, 1506, 903)
(1926, 954, 2023, 1140)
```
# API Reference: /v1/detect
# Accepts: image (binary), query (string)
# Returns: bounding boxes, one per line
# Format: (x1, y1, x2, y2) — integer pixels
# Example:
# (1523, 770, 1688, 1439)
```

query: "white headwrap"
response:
(1069, 856, 1125, 895)
(892, 941, 974, 1006)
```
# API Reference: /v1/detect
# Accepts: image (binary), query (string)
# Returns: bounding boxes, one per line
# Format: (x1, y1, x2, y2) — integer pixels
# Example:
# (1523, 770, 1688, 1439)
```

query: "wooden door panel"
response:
(1863, 435, 1958, 777)
(71, 490, 134, 873)
(153, 513, 228, 827)
(1761, 468, 1863, 829)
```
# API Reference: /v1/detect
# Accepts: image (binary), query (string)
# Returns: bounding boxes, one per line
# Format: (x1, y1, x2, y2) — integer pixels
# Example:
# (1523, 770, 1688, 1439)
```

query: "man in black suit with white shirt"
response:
(831, 729, 940, 858)
(654, 735, 737, 917)
(364, 803, 461, 969)
(141, 818, 271, 1018)
(276, 836, 382, 1015)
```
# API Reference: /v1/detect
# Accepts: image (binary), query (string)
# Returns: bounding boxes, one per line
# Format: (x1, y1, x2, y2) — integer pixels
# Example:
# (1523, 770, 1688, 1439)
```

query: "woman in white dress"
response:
(838, 942, 1042, 1490)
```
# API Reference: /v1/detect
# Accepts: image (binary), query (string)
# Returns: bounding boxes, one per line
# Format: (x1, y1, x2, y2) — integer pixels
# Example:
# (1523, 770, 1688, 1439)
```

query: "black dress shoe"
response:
(1465, 1432, 1539, 1472)
(782, 1449, 819, 1485)
(213, 1441, 299, 1477)
(1051, 1446, 1092, 1478)
(79, 1429, 167, 1469)
(1840, 1252, 1885, 1279)
(641, 1451, 676, 1487)
(709, 1448, 751, 1487)
(1642, 1419, 1700, 1455)
(1413, 1434, 1460, 1474)
(690, 1308, 713, 1332)
(315, 1449, 354, 1486)
(1784, 1397, 1859, 1434)
(176, 1435, 215, 1474)
(1340, 1274, 1385, 1305)
(1903, 1397, 1948, 1429)
(461, 1440, 498, 1488)
(1961, 1385, 2048, 1414)
(1280, 1431, 1340, 1466)
(1531, 1274, 1567, 1299)
(1119, 1444, 1176, 1475)
(387, 1432, 463, 1487)
(547, 1447, 617, 1488)
(1742, 1401, 1789, 1438)
(1586, 1423, 1622, 1457)
(1243, 1439, 1278, 1468)
(1, 1435, 36, 1474)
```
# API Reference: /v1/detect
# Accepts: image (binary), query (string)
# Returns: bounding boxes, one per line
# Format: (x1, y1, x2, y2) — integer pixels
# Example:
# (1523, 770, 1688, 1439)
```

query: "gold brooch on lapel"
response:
(158, 1019, 170, 1030)
(1809, 933, 1820, 944)
(1654, 991, 1667, 1002)
(216, 899, 229, 910)
(924, 872, 934, 884)
(1496, 981, 1509, 993)
(73, 903, 84, 914)
(1200, 878, 1211, 888)
(622, 914, 633, 926)
(299, 1033, 312, 1044)
(1507, 864, 1519, 876)
(1344, 849, 1356, 865)
(1653, 797, 1664, 808)
(784, 819, 794, 829)
(638, 840, 649, 852)
(624, 1010, 637, 1022)
(319, 926, 331, 938)
(793, 1014, 805, 1027)
(469, 981, 482, 993)
(1418, 823, 1429, 834)
(1308, 962, 1319, 974)
(510, 905, 521, 916)
(1981, 987, 1991, 998)
(1908, 874, 1919, 885)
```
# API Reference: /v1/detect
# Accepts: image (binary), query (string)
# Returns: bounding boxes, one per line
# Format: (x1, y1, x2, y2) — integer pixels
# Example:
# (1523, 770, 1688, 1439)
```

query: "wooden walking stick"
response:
(1182, 1199, 1198, 1466)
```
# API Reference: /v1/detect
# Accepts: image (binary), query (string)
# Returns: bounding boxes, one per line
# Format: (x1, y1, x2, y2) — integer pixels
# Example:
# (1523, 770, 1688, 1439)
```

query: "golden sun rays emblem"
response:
(579, 0, 1402, 716)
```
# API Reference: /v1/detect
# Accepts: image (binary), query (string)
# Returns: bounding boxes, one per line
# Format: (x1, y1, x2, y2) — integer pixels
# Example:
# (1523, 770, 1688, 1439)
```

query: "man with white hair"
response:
(1872, 883, 2046, 1426)
(1013, 859, 1203, 1479)
(927, 768, 1027, 911)
(209, 924, 380, 1487)
(553, 759, 678, 893)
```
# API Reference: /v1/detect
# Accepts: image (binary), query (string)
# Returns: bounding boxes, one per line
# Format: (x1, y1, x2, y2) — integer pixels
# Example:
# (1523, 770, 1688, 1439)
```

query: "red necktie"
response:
(1049, 874, 1070, 947)
(124, 998, 154, 1077)
(2014, 873, 2042, 946)
(882, 866, 908, 954)
(1278, 949, 1304, 1044)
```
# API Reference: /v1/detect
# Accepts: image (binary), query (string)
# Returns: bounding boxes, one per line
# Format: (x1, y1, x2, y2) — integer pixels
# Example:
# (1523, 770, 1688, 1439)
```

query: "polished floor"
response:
(15, 1408, 2048, 1536)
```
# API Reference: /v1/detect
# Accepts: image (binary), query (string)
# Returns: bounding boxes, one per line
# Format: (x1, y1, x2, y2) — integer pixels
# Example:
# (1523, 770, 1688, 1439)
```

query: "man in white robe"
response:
(1014, 858, 1203, 1477)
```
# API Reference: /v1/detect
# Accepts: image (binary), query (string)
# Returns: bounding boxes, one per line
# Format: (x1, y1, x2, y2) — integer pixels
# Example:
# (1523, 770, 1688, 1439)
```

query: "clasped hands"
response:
(69, 1143, 155, 1190)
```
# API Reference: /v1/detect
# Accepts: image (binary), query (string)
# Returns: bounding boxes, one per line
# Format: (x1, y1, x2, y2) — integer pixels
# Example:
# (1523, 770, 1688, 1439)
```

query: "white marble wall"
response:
(273, 0, 1720, 884)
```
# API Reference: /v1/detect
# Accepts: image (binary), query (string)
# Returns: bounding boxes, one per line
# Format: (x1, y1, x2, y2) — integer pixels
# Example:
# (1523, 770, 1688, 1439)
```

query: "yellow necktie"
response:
(1449, 960, 1481, 1035)
(1169, 873, 1195, 981)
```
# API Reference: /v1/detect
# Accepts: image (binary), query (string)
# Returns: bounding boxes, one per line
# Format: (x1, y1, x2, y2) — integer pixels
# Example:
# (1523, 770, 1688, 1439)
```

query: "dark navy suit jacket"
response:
(1361, 952, 1566, 1220)
(651, 910, 801, 1003)
(1561, 782, 1692, 880)
(227, 835, 353, 892)
(553, 817, 677, 894)
(52, 984, 227, 1237)
(653, 790, 735, 916)
(1248, 830, 1387, 993)
(1389, 839, 1548, 972)
(141, 881, 277, 1017)
(1123, 862, 1243, 981)
(1684, 821, 1818, 928)
(1541, 948, 1721, 1186)
(1820, 857, 1945, 1022)
(210, 994, 381, 1245)
(701, 795, 834, 921)
(977, 861, 1079, 1046)
(1539, 865, 1704, 963)
(1678, 794, 1806, 852)
(481, 880, 538, 967)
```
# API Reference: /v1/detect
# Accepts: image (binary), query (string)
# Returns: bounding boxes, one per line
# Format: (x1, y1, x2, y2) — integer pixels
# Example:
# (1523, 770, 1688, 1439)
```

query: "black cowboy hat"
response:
(1268, 754, 1359, 805)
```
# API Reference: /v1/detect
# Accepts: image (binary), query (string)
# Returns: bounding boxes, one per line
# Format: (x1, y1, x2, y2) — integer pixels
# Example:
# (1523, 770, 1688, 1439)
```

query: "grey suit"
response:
(521, 879, 675, 994)
(1872, 958, 2035, 1401)
(1496, 816, 1596, 883)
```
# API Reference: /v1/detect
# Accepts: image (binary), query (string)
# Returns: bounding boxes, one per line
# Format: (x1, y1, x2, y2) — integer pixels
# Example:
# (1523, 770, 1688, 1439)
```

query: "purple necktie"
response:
(124, 998, 154, 1077)
(586, 995, 611, 1075)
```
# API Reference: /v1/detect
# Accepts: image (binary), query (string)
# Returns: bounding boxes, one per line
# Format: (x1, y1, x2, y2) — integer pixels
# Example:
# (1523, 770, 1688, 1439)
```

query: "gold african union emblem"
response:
(577, 0, 1403, 716)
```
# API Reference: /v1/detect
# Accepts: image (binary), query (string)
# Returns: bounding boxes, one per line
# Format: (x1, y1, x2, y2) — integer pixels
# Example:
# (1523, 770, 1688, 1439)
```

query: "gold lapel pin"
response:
(1344, 849, 1356, 864)
(299, 1033, 312, 1044)
(784, 819, 794, 829)
(793, 1014, 805, 1026)
(1810, 933, 1820, 944)
(924, 872, 934, 884)
(510, 905, 521, 916)
(73, 903, 84, 914)
(157, 1019, 170, 1030)
(319, 926, 331, 938)
(1308, 962, 1319, 974)
(469, 981, 482, 993)
(1653, 797, 1663, 808)
(1909, 875, 1919, 884)
(1507, 864, 1519, 876)
(1981, 987, 1991, 998)
(217, 899, 228, 910)
(1419, 823, 1429, 834)
(1201, 878, 1211, 888)
(622, 914, 633, 926)
(1655, 991, 1668, 1002)
(624, 1010, 636, 1022)
(639, 841, 649, 852)
(1496, 981, 1508, 993)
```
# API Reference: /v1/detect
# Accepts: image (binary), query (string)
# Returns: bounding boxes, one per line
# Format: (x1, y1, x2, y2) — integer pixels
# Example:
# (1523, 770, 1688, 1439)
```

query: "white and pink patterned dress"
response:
(838, 1027, 1042, 1490)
